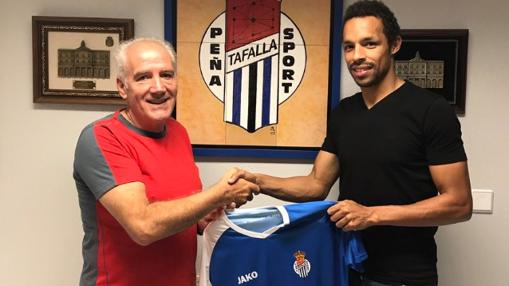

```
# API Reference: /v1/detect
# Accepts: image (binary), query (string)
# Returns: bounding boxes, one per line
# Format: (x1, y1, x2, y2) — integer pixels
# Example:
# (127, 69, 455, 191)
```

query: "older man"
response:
(73, 38, 259, 286)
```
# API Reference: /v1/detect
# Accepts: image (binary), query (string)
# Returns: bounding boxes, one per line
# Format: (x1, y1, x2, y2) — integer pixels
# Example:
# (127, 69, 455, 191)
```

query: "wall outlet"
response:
(472, 189, 494, 214)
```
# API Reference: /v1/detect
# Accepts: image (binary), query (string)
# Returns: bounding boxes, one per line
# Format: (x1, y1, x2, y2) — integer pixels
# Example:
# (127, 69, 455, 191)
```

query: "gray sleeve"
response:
(73, 124, 117, 199)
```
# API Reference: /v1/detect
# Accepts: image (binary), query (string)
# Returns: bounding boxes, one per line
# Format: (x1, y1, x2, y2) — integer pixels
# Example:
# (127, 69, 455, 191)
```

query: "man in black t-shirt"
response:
(229, 1, 472, 285)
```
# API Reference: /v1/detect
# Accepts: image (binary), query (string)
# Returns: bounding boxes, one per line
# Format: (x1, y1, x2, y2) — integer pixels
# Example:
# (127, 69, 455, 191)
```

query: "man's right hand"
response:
(216, 168, 260, 207)
(227, 168, 258, 186)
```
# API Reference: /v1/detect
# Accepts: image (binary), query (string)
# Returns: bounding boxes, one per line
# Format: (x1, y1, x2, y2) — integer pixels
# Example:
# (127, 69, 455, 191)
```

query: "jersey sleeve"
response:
(73, 123, 143, 199)
(423, 97, 467, 165)
(199, 213, 231, 286)
(344, 231, 368, 272)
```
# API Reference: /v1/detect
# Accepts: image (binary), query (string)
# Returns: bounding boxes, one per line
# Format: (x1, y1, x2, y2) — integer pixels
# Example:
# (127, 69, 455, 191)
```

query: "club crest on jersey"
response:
(199, 0, 306, 133)
(293, 250, 311, 278)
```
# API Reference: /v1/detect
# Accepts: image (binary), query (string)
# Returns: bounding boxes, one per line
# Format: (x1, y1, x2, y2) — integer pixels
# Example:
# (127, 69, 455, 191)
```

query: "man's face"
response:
(343, 16, 399, 88)
(117, 41, 177, 132)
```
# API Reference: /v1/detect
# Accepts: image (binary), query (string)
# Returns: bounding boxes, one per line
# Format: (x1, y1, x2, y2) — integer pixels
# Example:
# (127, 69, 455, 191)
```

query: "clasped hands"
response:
(198, 168, 259, 234)
(220, 168, 259, 208)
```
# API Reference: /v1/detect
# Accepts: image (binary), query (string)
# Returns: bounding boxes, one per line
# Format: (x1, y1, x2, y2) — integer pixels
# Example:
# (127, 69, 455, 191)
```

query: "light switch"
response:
(472, 189, 494, 214)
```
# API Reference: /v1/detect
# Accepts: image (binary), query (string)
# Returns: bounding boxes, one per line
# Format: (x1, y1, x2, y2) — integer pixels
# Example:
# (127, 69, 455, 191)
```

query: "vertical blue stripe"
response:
(163, 0, 176, 48)
(330, 0, 343, 111)
(232, 70, 242, 124)
(262, 57, 272, 126)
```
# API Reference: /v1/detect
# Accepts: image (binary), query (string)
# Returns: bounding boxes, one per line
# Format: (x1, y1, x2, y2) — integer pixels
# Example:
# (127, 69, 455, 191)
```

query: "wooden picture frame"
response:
(32, 16, 134, 105)
(396, 29, 469, 114)
(164, 0, 343, 159)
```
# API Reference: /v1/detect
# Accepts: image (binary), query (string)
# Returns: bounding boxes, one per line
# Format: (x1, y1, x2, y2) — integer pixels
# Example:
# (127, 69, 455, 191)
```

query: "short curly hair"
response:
(343, 0, 401, 47)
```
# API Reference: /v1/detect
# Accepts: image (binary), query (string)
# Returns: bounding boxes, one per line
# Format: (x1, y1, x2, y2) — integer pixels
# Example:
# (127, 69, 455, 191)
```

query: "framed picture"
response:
(32, 16, 134, 105)
(395, 29, 469, 114)
(164, 0, 343, 159)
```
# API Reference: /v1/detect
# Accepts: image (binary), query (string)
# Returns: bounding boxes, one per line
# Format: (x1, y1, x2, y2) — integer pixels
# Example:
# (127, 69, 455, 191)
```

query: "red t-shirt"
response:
(74, 111, 202, 286)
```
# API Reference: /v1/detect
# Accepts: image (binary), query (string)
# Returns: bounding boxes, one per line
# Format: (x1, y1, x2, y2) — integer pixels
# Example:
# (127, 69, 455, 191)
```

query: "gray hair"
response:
(114, 37, 177, 83)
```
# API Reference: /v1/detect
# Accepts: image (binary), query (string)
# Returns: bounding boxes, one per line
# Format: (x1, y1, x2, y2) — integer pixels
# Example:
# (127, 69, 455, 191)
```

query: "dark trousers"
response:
(349, 270, 408, 286)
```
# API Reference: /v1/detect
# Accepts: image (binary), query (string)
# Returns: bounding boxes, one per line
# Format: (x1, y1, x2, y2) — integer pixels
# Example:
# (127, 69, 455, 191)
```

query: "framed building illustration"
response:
(164, 0, 343, 158)
(32, 16, 134, 105)
(395, 29, 469, 114)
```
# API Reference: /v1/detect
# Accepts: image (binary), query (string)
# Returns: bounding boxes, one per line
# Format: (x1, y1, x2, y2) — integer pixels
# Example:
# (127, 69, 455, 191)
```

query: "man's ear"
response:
(117, 78, 128, 100)
(391, 35, 402, 55)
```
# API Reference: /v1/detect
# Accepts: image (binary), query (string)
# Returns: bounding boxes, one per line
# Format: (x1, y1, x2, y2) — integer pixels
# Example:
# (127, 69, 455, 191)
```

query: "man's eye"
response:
(343, 45, 353, 52)
(135, 75, 149, 81)
(162, 72, 175, 79)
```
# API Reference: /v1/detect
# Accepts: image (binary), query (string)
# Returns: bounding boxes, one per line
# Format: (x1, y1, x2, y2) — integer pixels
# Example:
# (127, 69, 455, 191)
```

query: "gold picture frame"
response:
(32, 16, 134, 105)
(396, 29, 468, 114)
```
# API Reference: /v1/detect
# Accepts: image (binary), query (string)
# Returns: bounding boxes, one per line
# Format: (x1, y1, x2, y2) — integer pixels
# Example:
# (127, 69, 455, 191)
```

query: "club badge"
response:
(293, 250, 311, 278)
(199, 0, 306, 133)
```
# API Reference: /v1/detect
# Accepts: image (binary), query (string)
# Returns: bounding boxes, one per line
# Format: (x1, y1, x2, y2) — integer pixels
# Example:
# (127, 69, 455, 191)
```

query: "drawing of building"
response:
(396, 51, 444, 88)
(58, 41, 110, 79)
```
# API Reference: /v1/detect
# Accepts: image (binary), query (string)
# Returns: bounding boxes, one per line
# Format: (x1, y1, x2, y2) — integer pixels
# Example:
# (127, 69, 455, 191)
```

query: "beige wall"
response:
(0, 0, 507, 285)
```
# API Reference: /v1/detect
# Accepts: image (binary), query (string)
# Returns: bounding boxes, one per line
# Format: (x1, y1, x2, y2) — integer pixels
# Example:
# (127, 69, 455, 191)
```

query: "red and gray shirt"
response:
(73, 111, 202, 286)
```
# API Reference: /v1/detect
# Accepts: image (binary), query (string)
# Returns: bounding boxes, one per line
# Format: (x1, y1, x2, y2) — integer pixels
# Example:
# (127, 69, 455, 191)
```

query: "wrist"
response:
(208, 183, 232, 208)
(254, 173, 264, 192)
(368, 206, 382, 226)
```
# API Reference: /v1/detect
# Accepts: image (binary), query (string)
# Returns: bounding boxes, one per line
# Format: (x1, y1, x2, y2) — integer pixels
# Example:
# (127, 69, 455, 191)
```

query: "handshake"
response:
(214, 168, 260, 209)
(216, 168, 261, 208)
(198, 168, 260, 234)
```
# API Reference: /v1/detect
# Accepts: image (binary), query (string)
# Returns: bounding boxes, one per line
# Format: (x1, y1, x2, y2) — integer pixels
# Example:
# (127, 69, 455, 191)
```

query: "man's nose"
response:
(353, 45, 365, 61)
(150, 77, 165, 93)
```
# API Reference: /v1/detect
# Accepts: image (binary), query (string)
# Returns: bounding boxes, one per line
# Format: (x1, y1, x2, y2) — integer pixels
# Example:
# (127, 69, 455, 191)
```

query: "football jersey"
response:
(200, 201, 367, 286)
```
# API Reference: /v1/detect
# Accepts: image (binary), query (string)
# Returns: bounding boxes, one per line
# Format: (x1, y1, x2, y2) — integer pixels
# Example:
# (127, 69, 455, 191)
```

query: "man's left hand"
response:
(198, 207, 224, 235)
(327, 200, 376, 232)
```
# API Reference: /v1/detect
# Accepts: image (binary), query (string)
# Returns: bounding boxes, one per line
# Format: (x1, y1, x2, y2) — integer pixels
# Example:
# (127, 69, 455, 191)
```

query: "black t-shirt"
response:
(322, 81, 466, 285)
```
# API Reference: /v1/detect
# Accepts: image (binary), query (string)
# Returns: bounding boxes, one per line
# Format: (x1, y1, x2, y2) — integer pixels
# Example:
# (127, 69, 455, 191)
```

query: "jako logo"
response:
(237, 271, 258, 284)
(199, 0, 306, 133)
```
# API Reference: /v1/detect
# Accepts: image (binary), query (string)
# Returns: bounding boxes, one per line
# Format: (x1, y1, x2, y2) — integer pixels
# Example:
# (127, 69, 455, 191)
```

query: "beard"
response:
(349, 61, 391, 88)
(348, 50, 394, 88)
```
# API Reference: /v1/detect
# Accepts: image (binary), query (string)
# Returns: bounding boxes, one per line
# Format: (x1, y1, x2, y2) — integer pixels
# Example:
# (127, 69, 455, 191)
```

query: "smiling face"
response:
(117, 41, 177, 132)
(343, 16, 400, 89)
